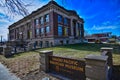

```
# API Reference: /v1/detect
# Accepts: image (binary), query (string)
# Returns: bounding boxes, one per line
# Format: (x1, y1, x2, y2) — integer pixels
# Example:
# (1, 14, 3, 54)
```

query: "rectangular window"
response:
(41, 17, 44, 24)
(36, 28, 39, 35)
(58, 15, 62, 23)
(45, 14, 49, 22)
(58, 25, 62, 36)
(34, 19, 39, 26)
(64, 18, 68, 25)
(36, 19, 39, 25)
(64, 27, 68, 36)
(39, 28, 41, 35)
(46, 26, 50, 33)
(39, 17, 41, 24)
(30, 31, 32, 38)
(41, 28, 44, 34)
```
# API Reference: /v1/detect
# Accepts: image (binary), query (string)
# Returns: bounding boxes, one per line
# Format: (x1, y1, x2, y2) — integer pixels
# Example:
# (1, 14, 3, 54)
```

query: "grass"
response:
(37, 43, 120, 64)
(0, 43, 120, 78)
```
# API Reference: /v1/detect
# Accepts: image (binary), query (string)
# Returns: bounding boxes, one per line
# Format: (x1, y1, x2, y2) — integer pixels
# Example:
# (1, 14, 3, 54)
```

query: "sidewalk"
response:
(0, 63, 20, 80)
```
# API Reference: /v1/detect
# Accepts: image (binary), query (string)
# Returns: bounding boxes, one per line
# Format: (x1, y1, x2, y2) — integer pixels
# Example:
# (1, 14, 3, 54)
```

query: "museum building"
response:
(8, 1, 84, 48)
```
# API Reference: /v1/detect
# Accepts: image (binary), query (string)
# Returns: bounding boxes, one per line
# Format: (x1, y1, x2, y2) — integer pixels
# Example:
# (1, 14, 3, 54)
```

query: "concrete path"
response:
(0, 63, 20, 80)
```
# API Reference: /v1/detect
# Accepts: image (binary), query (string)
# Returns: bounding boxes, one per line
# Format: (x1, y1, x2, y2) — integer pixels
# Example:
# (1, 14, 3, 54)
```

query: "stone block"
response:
(85, 54, 108, 80)
(39, 50, 53, 72)
(101, 47, 113, 66)
(3, 47, 12, 57)
(85, 66, 106, 80)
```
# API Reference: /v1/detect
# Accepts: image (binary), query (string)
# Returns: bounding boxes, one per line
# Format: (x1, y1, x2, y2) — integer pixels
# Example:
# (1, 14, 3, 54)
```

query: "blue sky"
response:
(0, 0, 120, 40)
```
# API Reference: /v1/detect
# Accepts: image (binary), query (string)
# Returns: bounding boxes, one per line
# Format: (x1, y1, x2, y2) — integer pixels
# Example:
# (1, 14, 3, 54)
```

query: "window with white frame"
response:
(41, 17, 44, 24)
(41, 27, 44, 34)
(36, 28, 39, 35)
(46, 26, 50, 33)
(45, 14, 49, 22)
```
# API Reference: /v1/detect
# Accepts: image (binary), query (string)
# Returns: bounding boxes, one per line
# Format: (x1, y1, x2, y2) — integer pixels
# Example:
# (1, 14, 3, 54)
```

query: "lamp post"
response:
(19, 32, 23, 46)
(0, 35, 2, 46)
(0, 35, 2, 43)
(19, 32, 26, 51)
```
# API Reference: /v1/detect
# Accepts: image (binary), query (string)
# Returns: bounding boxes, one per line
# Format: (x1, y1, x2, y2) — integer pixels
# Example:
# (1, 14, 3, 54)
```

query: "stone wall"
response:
(39, 47, 113, 80)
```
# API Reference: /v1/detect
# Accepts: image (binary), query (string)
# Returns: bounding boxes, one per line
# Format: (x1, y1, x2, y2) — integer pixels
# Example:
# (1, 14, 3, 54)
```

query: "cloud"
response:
(102, 21, 110, 25)
(27, 0, 47, 13)
(0, 24, 9, 40)
(91, 20, 120, 31)
(91, 25, 118, 30)
(84, 12, 102, 20)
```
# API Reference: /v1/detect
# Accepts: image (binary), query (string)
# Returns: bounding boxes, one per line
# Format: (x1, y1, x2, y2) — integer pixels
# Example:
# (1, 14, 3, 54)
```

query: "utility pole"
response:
(0, 35, 2, 43)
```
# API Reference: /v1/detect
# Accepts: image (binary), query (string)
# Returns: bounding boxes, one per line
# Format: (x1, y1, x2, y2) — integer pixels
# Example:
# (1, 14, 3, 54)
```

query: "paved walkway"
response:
(0, 63, 20, 80)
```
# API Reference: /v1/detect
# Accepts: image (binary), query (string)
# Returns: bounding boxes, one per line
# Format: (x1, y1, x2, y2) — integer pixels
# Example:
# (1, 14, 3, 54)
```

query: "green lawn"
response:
(0, 43, 120, 73)
(0, 43, 120, 78)
(36, 43, 120, 65)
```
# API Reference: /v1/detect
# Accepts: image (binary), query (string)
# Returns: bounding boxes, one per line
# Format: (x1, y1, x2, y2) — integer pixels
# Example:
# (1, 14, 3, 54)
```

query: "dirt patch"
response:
(0, 52, 59, 80)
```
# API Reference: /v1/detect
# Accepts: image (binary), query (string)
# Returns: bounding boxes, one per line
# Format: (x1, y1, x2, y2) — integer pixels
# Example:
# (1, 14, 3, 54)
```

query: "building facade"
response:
(8, 1, 84, 48)
(85, 32, 112, 43)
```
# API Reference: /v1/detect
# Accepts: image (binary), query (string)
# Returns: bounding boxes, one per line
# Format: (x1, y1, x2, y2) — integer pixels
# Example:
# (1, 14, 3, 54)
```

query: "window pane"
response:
(58, 15, 62, 23)
(36, 28, 39, 35)
(41, 17, 44, 24)
(45, 14, 49, 22)
(39, 28, 41, 35)
(64, 27, 68, 36)
(41, 28, 44, 34)
(64, 18, 68, 24)
(39, 17, 41, 24)
(36, 19, 39, 25)
(30, 31, 32, 38)
(58, 25, 62, 36)
(34, 19, 39, 26)
(46, 26, 50, 33)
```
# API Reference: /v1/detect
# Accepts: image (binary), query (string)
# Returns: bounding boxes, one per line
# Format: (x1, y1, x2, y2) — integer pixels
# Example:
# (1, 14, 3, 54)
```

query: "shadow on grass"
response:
(6, 50, 38, 59)
(6, 43, 120, 58)
(58, 43, 120, 54)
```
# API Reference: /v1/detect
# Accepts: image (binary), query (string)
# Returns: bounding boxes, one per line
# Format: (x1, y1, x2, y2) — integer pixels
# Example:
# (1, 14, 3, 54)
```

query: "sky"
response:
(0, 0, 120, 40)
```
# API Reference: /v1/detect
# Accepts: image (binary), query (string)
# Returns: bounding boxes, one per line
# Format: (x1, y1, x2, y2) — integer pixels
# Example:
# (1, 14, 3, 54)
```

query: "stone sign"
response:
(49, 56, 85, 80)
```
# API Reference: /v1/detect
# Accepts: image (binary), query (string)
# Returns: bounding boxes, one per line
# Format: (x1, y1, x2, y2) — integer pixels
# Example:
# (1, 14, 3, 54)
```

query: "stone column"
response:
(101, 47, 113, 66)
(3, 47, 12, 57)
(39, 50, 53, 72)
(70, 19, 74, 37)
(85, 54, 108, 80)
(76, 22, 78, 37)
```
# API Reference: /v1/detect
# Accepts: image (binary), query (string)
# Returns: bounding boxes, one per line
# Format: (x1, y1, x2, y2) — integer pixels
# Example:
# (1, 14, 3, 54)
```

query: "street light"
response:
(0, 35, 2, 43)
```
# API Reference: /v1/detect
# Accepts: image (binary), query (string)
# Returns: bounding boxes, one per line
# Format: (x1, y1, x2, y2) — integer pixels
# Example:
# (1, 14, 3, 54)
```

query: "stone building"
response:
(8, 1, 84, 48)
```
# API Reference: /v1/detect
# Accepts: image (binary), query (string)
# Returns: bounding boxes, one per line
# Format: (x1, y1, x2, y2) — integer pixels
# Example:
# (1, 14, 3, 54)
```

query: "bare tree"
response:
(0, 0, 30, 17)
